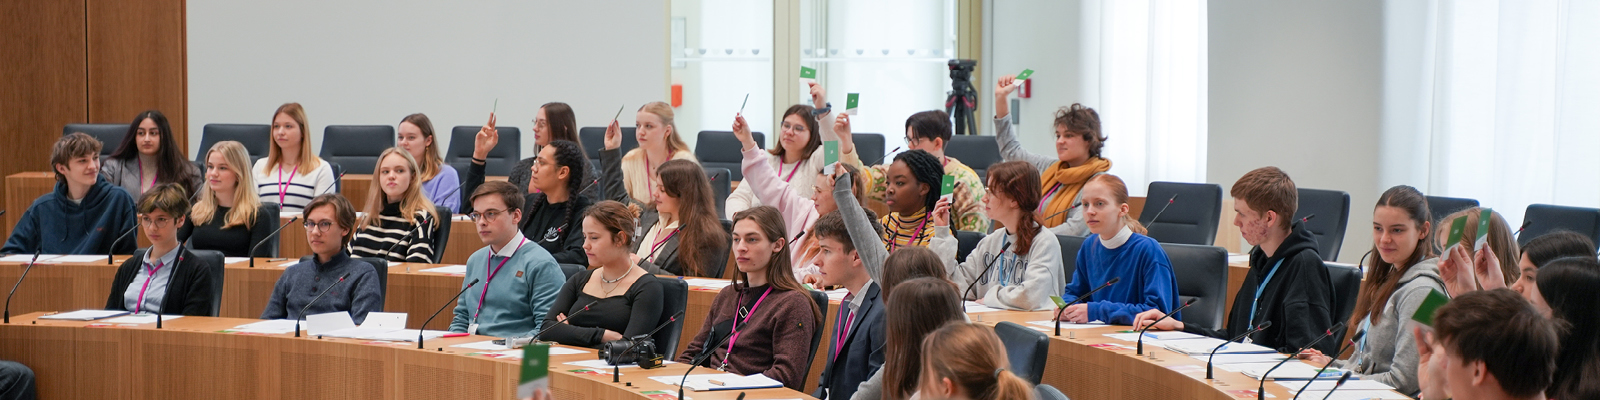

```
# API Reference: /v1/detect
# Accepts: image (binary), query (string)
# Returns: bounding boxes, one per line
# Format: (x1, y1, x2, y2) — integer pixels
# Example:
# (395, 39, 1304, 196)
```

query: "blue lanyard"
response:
(992, 236, 1013, 286)
(1247, 259, 1285, 326)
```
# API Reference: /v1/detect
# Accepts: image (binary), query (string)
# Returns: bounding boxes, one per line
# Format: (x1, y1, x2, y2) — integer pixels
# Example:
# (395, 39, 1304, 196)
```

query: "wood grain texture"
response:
(0, 0, 88, 241)
(85, 0, 188, 152)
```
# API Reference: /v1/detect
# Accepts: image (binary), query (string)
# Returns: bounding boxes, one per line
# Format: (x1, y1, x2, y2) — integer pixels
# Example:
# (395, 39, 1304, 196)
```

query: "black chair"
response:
(188, 249, 226, 317)
(1326, 261, 1362, 341)
(695, 131, 765, 182)
(851, 133, 886, 165)
(705, 167, 732, 216)
(944, 135, 1001, 181)
(319, 125, 395, 175)
(1426, 196, 1481, 226)
(1035, 384, 1070, 400)
(1139, 182, 1223, 246)
(1160, 243, 1228, 331)
(64, 123, 127, 156)
(256, 203, 283, 257)
(1519, 204, 1600, 250)
(557, 264, 584, 280)
(720, 219, 733, 236)
(1295, 188, 1350, 261)
(579, 126, 637, 172)
(954, 230, 985, 263)
(801, 290, 830, 390)
(328, 162, 345, 193)
(993, 321, 1048, 385)
(445, 126, 522, 176)
(196, 124, 272, 163)
(1056, 235, 1086, 286)
(655, 278, 689, 360)
(356, 257, 390, 308)
(430, 206, 452, 263)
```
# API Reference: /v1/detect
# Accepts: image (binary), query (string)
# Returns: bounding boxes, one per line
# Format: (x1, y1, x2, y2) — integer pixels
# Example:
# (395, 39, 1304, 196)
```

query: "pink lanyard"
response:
(277, 164, 300, 204)
(134, 260, 165, 313)
(724, 287, 774, 361)
(137, 158, 158, 190)
(1039, 182, 1063, 213)
(888, 216, 929, 252)
(777, 160, 802, 182)
(833, 304, 855, 358)
(475, 237, 527, 321)
(647, 228, 680, 262)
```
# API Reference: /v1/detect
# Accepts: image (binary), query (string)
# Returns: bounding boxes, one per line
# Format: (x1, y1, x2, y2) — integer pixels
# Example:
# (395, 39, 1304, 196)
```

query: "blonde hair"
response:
(638, 102, 690, 155)
(361, 148, 439, 228)
(192, 141, 262, 229)
(263, 102, 322, 174)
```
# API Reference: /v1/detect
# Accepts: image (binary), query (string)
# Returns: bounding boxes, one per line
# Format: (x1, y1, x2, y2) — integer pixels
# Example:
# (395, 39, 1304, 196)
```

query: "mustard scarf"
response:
(1038, 157, 1112, 227)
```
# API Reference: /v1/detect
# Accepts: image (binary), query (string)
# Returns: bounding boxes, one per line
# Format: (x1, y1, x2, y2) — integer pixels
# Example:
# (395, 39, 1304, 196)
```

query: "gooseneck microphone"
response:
(1054, 277, 1120, 336)
(1136, 298, 1198, 355)
(418, 278, 479, 349)
(532, 300, 602, 341)
(1292, 330, 1367, 399)
(1207, 321, 1272, 379)
(3, 249, 43, 324)
(681, 321, 738, 400)
(249, 216, 300, 268)
(1145, 194, 1178, 226)
(1258, 321, 1347, 400)
(963, 241, 1014, 301)
(294, 272, 351, 338)
(107, 224, 141, 265)
(156, 238, 192, 329)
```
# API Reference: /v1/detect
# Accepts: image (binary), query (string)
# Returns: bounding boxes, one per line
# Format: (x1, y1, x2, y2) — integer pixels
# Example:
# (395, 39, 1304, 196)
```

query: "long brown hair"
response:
(192, 141, 262, 228)
(1434, 207, 1520, 286)
(882, 247, 950, 300)
(585, 200, 638, 255)
(917, 323, 1034, 400)
(399, 113, 445, 182)
(883, 277, 964, 400)
(1353, 185, 1433, 327)
(987, 161, 1044, 255)
(111, 110, 197, 194)
(540, 102, 587, 156)
(730, 206, 822, 324)
(360, 148, 439, 228)
(769, 104, 820, 160)
(658, 159, 726, 276)
(1085, 174, 1148, 235)
(264, 102, 322, 173)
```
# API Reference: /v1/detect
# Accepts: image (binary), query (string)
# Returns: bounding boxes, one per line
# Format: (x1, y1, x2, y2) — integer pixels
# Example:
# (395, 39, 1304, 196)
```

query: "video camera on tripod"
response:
(946, 59, 979, 136)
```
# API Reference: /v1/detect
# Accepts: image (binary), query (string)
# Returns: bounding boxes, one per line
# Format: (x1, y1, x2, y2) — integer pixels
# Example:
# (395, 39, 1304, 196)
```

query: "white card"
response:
(305, 311, 357, 336)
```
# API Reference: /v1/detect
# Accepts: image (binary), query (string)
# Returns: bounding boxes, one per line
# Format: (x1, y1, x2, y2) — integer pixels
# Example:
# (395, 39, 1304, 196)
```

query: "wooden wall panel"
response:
(0, 0, 89, 241)
(87, 0, 188, 155)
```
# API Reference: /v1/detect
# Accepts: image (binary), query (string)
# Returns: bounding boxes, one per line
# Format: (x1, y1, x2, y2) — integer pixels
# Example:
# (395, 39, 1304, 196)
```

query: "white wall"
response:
(187, 0, 669, 160)
(984, 0, 1094, 148)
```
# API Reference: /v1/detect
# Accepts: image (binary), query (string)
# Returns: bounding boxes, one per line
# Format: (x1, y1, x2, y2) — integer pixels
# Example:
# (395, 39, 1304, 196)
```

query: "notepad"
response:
(226, 319, 301, 334)
(39, 309, 129, 321)
(648, 373, 782, 391)
(421, 265, 468, 274)
(104, 314, 184, 324)
(1026, 320, 1106, 329)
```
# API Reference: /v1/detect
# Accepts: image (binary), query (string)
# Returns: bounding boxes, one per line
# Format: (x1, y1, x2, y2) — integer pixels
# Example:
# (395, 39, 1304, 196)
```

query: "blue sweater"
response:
(260, 251, 385, 324)
(3, 179, 137, 255)
(1064, 232, 1182, 325)
(449, 237, 565, 338)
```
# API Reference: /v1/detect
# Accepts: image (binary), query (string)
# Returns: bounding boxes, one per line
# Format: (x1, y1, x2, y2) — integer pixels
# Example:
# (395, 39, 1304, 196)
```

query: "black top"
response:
(178, 204, 278, 258)
(1183, 221, 1337, 355)
(520, 193, 592, 266)
(104, 247, 215, 316)
(539, 269, 665, 348)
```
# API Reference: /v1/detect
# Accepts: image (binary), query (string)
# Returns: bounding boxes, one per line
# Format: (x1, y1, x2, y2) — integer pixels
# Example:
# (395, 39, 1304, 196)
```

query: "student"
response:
(2, 132, 137, 255)
(538, 201, 663, 348)
(931, 161, 1064, 311)
(856, 149, 943, 252)
(104, 184, 214, 316)
(725, 87, 832, 217)
(179, 141, 278, 257)
(450, 181, 565, 337)
(101, 110, 200, 197)
(1530, 256, 1600, 399)
(677, 206, 820, 391)
(261, 194, 383, 324)
(993, 75, 1112, 236)
(1436, 207, 1520, 295)
(253, 103, 336, 213)
(810, 210, 886, 400)
(857, 276, 963, 400)
(1505, 231, 1596, 307)
(630, 159, 728, 278)
(349, 148, 439, 263)
(395, 113, 461, 212)
(1057, 174, 1180, 325)
(0, 361, 35, 400)
(915, 323, 1033, 400)
(1416, 289, 1559, 400)
(834, 110, 989, 232)
(1135, 167, 1336, 355)
(511, 102, 594, 197)
(601, 102, 698, 206)
(519, 140, 592, 266)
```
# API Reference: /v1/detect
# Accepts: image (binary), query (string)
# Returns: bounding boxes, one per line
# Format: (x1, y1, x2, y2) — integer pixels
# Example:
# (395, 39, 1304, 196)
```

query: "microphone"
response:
(531, 299, 602, 341)
(3, 249, 43, 324)
(418, 278, 479, 349)
(1258, 321, 1347, 400)
(250, 216, 301, 268)
(1318, 371, 1354, 400)
(156, 238, 192, 329)
(1513, 219, 1532, 237)
(681, 320, 738, 400)
(963, 241, 1014, 301)
(1299, 214, 1315, 223)
(107, 224, 141, 265)
(1054, 277, 1121, 336)
(1207, 321, 1273, 379)
(1136, 297, 1198, 355)
(382, 225, 425, 263)
(860, 146, 902, 168)
(787, 230, 807, 247)
(1293, 330, 1367, 399)
(294, 272, 351, 338)
(1145, 194, 1178, 226)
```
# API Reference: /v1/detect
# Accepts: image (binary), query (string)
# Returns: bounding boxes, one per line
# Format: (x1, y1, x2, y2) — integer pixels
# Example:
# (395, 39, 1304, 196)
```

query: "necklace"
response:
(599, 269, 630, 296)
(600, 268, 628, 283)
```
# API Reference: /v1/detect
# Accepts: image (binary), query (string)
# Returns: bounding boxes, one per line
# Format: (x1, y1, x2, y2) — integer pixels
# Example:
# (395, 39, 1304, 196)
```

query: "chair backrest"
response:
(944, 135, 1001, 181)
(802, 290, 829, 390)
(993, 321, 1048, 385)
(1519, 204, 1600, 250)
(851, 133, 886, 165)
(188, 249, 227, 317)
(1425, 195, 1481, 226)
(356, 257, 389, 307)
(954, 230, 985, 263)
(328, 162, 345, 193)
(1139, 182, 1223, 246)
(197, 124, 272, 163)
(702, 167, 732, 217)
(1035, 384, 1070, 400)
(430, 206, 452, 263)
(1294, 188, 1350, 261)
(256, 203, 283, 258)
(558, 263, 584, 279)
(695, 131, 765, 182)
(319, 125, 396, 174)
(579, 126, 637, 175)
(64, 123, 127, 156)
(1056, 235, 1086, 287)
(1325, 261, 1362, 341)
(445, 126, 522, 176)
(1160, 243, 1228, 331)
(655, 278, 689, 360)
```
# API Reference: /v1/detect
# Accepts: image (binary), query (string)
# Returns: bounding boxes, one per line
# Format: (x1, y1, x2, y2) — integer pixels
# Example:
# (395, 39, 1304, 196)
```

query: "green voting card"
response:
(1050, 295, 1068, 309)
(800, 66, 818, 80)
(941, 175, 956, 201)
(1445, 215, 1468, 251)
(1410, 289, 1451, 327)
(822, 141, 840, 175)
(517, 343, 550, 399)
(845, 93, 860, 115)
(1475, 208, 1493, 251)
(1015, 69, 1035, 82)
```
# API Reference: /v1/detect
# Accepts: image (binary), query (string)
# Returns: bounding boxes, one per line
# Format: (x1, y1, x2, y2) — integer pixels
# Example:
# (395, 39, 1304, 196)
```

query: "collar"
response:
(891, 210, 928, 228)
(845, 279, 874, 310)
(142, 245, 182, 267)
(491, 234, 530, 258)
(313, 250, 351, 271)
(1099, 226, 1135, 249)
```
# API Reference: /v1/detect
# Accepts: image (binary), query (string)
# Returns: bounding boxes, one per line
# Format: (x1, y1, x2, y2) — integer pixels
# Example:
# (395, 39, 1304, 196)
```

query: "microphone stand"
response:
(418, 279, 479, 349)
(530, 300, 602, 342)
(609, 310, 685, 382)
(294, 272, 350, 338)
(1054, 277, 1120, 336)
(963, 242, 1013, 301)
(1145, 194, 1178, 227)
(250, 216, 300, 268)
(107, 224, 140, 265)
(156, 238, 192, 329)
(1292, 330, 1367, 399)
(680, 322, 737, 400)
(1258, 322, 1345, 400)
(3, 249, 43, 324)
(1207, 321, 1272, 380)
(1136, 298, 1198, 356)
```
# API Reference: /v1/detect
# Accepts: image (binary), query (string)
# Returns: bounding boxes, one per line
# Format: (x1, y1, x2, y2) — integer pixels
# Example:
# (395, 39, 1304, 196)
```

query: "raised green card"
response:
(1445, 215, 1468, 250)
(800, 66, 817, 79)
(1050, 295, 1068, 309)
(845, 93, 860, 114)
(824, 141, 839, 165)
(941, 175, 956, 197)
(1410, 289, 1451, 327)
(1015, 69, 1034, 81)
(517, 343, 550, 398)
(1475, 208, 1492, 250)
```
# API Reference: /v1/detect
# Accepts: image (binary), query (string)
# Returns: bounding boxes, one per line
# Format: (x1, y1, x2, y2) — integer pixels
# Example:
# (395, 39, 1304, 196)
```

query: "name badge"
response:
(468, 323, 479, 336)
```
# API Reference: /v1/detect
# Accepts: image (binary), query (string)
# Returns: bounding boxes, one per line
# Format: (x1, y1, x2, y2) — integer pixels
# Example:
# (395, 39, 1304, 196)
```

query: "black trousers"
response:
(0, 361, 35, 400)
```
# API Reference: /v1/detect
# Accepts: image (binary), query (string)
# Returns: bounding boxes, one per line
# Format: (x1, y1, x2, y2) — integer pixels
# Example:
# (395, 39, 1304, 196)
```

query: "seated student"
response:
(519, 140, 592, 266)
(100, 110, 200, 197)
(510, 102, 598, 200)
(395, 113, 461, 212)
(449, 181, 565, 337)
(1135, 167, 1336, 355)
(930, 161, 1063, 311)
(1507, 231, 1596, 305)
(1526, 256, 1600, 399)
(601, 102, 698, 206)
(993, 75, 1112, 236)
(915, 322, 1033, 400)
(851, 149, 944, 252)
(1436, 207, 1520, 295)
(253, 103, 336, 213)
(1302, 185, 1444, 394)
(629, 159, 728, 278)
(104, 184, 214, 316)
(1057, 174, 1180, 325)
(810, 210, 886, 400)
(677, 206, 820, 390)
(180, 141, 278, 258)
(349, 148, 439, 263)
(834, 109, 989, 232)
(1416, 289, 1559, 400)
(538, 201, 663, 348)
(725, 86, 832, 217)
(0, 360, 35, 400)
(3, 132, 137, 255)
(261, 194, 383, 324)
(855, 275, 963, 400)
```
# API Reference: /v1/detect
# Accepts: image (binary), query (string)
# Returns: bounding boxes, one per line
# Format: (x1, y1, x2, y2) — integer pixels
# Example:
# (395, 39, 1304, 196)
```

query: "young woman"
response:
(862, 277, 965, 400)
(1056, 174, 1181, 325)
(520, 140, 592, 266)
(994, 75, 1112, 236)
(931, 161, 1064, 311)
(724, 103, 828, 217)
(630, 159, 727, 278)
(102, 110, 200, 197)
(833, 108, 989, 232)
(262, 194, 384, 324)
(511, 102, 593, 196)
(733, 112, 873, 280)
(602, 102, 698, 206)
(879, 150, 944, 252)
(1531, 256, 1600, 400)
(253, 103, 337, 213)
(539, 201, 664, 348)
(105, 183, 214, 316)
(1435, 207, 1520, 295)
(396, 113, 461, 212)
(348, 148, 439, 263)
(179, 141, 278, 257)
(1304, 185, 1444, 394)
(677, 206, 820, 391)
(916, 322, 1033, 400)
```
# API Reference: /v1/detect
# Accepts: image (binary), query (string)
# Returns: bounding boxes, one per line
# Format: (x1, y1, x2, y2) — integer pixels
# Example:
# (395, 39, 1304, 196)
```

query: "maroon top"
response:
(676, 284, 820, 390)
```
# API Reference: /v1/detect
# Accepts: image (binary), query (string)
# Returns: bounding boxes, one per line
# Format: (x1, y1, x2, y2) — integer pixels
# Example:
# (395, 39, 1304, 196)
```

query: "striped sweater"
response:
(348, 201, 437, 263)
(252, 158, 337, 213)
(879, 210, 935, 253)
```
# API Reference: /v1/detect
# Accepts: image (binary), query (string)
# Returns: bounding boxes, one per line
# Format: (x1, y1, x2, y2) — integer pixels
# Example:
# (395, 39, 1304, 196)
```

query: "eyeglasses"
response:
(138, 216, 175, 228)
(303, 220, 337, 232)
(780, 121, 809, 134)
(468, 209, 511, 222)
(905, 136, 925, 146)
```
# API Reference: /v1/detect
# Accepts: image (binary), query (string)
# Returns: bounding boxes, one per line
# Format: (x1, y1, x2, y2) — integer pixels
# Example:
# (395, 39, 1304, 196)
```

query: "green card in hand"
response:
(800, 66, 818, 81)
(822, 141, 840, 175)
(845, 93, 860, 115)
(941, 175, 956, 201)
(1475, 208, 1493, 251)
(1014, 69, 1035, 83)
(1410, 289, 1451, 327)
(1050, 295, 1068, 309)
(1445, 215, 1468, 251)
(517, 343, 550, 399)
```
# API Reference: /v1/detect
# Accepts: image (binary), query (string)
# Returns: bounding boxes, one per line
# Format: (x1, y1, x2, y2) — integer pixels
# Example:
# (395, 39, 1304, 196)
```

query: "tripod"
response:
(946, 59, 979, 136)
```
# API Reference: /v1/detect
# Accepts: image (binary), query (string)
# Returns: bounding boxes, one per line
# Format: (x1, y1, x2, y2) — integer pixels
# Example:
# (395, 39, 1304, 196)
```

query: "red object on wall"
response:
(672, 84, 683, 107)
(1019, 78, 1032, 98)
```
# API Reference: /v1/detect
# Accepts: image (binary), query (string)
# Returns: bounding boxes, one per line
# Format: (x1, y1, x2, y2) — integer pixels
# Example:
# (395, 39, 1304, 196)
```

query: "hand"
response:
(932, 196, 953, 227)
(802, 274, 823, 286)
(1475, 245, 1507, 290)
(601, 329, 624, 342)
(1439, 244, 1476, 296)
(521, 387, 553, 400)
(1056, 304, 1088, 323)
(1416, 327, 1449, 400)
(995, 74, 1019, 99)
(833, 114, 856, 155)
(809, 82, 827, 109)
(555, 313, 567, 321)
(1298, 349, 1332, 365)
(473, 113, 499, 162)
(604, 119, 622, 150)
(1132, 309, 1184, 331)
(732, 114, 756, 151)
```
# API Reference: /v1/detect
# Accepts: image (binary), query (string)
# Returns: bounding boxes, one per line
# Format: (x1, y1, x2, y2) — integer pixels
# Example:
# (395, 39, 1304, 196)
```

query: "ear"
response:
(1118, 202, 1129, 217)
(772, 235, 786, 254)
(557, 165, 570, 182)
(939, 377, 957, 396)
(1264, 210, 1278, 227)
(1469, 359, 1488, 387)
(932, 137, 947, 149)
(175, 215, 187, 227)
(54, 163, 69, 176)
(850, 249, 862, 267)
(509, 209, 523, 224)
(1420, 220, 1432, 240)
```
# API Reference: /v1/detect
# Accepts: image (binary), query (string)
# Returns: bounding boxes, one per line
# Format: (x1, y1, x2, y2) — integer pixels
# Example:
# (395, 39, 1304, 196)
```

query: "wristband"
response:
(811, 102, 833, 116)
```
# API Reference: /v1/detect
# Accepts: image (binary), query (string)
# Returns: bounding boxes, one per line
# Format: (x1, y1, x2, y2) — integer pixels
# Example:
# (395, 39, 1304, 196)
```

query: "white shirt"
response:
(1099, 226, 1135, 249)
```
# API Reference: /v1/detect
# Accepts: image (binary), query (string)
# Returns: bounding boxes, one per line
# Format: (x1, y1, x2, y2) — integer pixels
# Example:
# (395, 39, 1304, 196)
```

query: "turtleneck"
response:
(1099, 225, 1134, 249)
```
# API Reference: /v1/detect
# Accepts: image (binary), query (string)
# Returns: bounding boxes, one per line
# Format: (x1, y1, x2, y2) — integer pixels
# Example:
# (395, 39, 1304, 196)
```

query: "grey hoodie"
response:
(1334, 257, 1445, 395)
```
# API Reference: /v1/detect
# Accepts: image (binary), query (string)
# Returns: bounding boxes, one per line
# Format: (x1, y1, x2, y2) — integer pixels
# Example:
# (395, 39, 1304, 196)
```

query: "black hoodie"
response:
(1184, 221, 1337, 354)
(519, 193, 591, 266)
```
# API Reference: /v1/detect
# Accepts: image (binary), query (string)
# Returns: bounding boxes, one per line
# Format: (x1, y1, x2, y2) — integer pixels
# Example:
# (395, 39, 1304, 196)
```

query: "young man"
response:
(810, 210, 885, 400)
(1133, 167, 1337, 354)
(3, 132, 137, 255)
(451, 181, 564, 338)
(833, 108, 989, 233)
(1418, 289, 1558, 400)
(261, 194, 384, 324)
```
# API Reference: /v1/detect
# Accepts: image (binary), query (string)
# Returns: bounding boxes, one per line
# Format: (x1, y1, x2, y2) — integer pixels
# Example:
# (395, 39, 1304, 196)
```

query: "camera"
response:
(948, 59, 977, 82)
(599, 335, 664, 369)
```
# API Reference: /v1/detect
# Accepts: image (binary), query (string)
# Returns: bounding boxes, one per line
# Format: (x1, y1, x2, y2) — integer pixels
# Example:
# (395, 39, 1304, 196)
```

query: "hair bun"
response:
(626, 203, 642, 218)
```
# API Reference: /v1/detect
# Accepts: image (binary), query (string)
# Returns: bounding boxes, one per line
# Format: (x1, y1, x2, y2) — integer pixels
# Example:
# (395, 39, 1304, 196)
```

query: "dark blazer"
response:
(814, 282, 886, 400)
(104, 247, 215, 316)
(631, 209, 727, 278)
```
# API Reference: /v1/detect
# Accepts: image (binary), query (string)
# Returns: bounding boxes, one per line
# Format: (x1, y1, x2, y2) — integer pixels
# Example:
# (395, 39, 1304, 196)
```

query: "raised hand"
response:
(1475, 245, 1507, 290)
(473, 113, 499, 162)
(932, 196, 953, 227)
(809, 82, 827, 109)
(995, 74, 1018, 99)
(732, 114, 756, 151)
(604, 119, 622, 150)
(1439, 244, 1477, 296)
(833, 114, 856, 154)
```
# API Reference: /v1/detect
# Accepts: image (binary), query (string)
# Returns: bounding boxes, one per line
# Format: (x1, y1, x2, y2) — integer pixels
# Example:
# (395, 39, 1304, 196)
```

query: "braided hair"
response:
(529, 140, 589, 236)
(894, 149, 944, 213)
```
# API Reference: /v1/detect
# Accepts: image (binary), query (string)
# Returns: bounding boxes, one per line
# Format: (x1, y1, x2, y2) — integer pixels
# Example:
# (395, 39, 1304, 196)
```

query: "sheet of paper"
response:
(227, 319, 301, 334)
(547, 346, 587, 355)
(305, 311, 356, 336)
(40, 255, 106, 263)
(1240, 362, 1346, 380)
(0, 254, 56, 263)
(420, 265, 468, 274)
(103, 314, 184, 324)
(38, 309, 130, 320)
(1162, 337, 1277, 355)
(278, 261, 299, 268)
(962, 301, 1003, 313)
(565, 359, 678, 370)
(1228, 253, 1250, 264)
(453, 340, 511, 351)
(223, 257, 250, 265)
(1299, 390, 1411, 400)
(1188, 353, 1289, 365)
(647, 373, 782, 391)
(1278, 380, 1395, 391)
(1025, 320, 1106, 329)
(683, 279, 731, 289)
(359, 312, 407, 329)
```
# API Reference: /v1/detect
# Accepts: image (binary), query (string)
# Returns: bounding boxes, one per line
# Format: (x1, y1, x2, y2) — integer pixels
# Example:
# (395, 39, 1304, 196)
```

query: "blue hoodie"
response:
(1064, 230, 1182, 325)
(2, 178, 137, 255)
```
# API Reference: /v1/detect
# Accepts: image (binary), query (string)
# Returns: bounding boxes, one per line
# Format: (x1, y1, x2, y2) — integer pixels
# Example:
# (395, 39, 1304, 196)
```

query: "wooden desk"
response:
(276, 218, 481, 265)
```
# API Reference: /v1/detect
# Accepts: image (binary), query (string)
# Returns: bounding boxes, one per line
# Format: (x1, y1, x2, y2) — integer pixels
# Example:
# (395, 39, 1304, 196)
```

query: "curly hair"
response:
(894, 149, 944, 213)
(529, 140, 589, 236)
(1053, 104, 1107, 159)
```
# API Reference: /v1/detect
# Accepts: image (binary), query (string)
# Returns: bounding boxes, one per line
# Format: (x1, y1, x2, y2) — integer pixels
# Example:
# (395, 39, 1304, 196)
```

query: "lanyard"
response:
(723, 287, 774, 368)
(277, 164, 300, 204)
(992, 236, 1015, 286)
(888, 215, 929, 252)
(1039, 183, 1063, 213)
(647, 228, 680, 262)
(134, 260, 166, 313)
(137, 158, 158, 191)
(1247, 259, 1285, 326)
(833, 303, 855, 358)
(778, 160, 803, 182)
(475, 237, 527, 321)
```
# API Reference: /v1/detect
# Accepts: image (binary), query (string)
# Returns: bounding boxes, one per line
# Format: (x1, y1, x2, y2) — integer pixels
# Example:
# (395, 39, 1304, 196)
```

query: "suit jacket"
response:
(815, 282, 886, 400)
(104, 247, 216, 316)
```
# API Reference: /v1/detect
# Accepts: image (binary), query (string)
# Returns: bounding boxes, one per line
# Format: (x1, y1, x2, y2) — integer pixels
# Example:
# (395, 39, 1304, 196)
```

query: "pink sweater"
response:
(740, 146, 820, 278)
